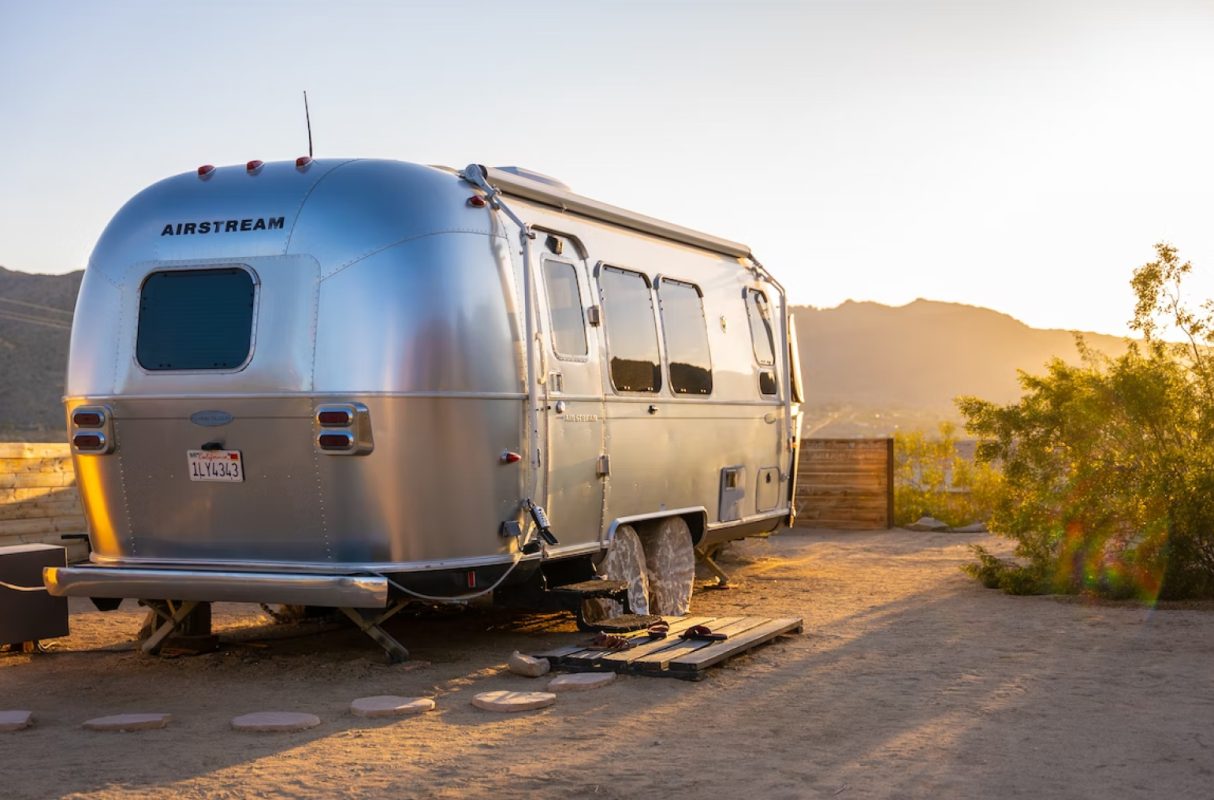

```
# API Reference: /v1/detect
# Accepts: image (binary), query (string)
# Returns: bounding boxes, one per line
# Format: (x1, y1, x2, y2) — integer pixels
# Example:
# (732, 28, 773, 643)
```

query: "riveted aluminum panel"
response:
(68, 156, 793, 585)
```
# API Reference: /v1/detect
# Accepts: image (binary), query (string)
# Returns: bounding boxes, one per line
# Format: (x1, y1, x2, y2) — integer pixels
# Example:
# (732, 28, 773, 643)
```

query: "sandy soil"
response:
(2, 529, 1212, 799)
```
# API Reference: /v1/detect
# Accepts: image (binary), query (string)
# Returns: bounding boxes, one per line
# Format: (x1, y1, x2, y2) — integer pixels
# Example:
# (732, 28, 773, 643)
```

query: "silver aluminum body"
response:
(59, 158, 796, 605)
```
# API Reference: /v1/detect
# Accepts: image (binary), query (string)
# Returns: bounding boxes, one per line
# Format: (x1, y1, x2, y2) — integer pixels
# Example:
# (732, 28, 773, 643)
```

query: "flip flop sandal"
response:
(647, 622, 670, 639)
(588, 633, 634, 651)
(680, 624, 728, 642)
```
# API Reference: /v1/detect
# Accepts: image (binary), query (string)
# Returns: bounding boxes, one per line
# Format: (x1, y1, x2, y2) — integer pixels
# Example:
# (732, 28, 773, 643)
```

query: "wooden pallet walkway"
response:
(531, 615, 803, 681)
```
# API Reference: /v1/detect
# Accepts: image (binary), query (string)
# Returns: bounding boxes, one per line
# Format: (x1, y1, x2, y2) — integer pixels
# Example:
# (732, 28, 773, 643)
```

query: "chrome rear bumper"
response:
(43, 566, 388, 609)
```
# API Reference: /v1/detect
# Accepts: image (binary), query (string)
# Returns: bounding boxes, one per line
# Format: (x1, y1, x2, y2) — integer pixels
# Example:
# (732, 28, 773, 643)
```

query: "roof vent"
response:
(493, 166, 570, 191)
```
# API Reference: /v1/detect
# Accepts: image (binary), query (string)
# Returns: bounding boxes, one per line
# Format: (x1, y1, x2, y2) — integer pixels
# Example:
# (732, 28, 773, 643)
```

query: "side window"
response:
(658, 278, 713, 395)
(746, 289, 776, 365)
(745, 288, 778, 395)
(543, 259, 588, 358)
(137, 267, 256, 371)
(599, 266, 661, 393)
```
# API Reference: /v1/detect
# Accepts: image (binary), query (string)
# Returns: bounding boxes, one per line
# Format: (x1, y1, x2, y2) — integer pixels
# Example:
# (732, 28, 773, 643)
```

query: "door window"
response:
(543, 259, 588, 358)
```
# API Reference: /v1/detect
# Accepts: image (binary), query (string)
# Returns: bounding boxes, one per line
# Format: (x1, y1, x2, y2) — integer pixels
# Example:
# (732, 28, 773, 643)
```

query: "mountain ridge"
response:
(0, 266, 82, 438)
(0, 267, 1133, 439)
(791, 298, 1131, 436)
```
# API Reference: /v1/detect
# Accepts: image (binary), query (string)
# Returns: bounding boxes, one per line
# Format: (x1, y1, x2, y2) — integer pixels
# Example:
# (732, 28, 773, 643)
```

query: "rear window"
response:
(136, 267, 256, 371)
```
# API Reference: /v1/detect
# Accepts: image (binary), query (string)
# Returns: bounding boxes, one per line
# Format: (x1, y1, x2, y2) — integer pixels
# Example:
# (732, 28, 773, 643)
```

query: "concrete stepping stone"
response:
(907, 516, 949, 532)
(548, 672, 616, 692)
(471, 690, 556, 713)
(230, 711, 321, 732)
(507, 651, 550, 677)
(83, 713, 170, 732)
(0, 710, 33, 731)
(349, 695, 435, 718)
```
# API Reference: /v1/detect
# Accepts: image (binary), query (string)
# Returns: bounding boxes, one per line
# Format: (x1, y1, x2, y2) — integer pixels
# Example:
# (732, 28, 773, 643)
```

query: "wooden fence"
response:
(0, 443, 87, 560)
(794, 438, 894, 530)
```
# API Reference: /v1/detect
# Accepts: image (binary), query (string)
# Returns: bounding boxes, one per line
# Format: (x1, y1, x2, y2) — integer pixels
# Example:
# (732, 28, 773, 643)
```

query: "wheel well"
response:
(681, 512, 706, 546)
(607, 509, 708, 546)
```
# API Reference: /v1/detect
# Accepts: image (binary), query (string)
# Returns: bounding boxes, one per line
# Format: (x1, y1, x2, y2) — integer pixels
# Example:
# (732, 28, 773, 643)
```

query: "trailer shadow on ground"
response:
(2, 530, 1212, 799)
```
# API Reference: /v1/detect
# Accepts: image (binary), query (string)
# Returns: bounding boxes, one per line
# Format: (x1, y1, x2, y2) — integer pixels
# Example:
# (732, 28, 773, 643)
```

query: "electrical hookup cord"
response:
(373, 551, 528, 604)
(0, 580, 48, 592)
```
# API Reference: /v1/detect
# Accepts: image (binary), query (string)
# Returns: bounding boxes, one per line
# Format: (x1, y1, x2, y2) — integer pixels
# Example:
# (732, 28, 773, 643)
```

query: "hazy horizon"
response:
(3, 1, 1213, 338)
(0, 260, 1147, 342)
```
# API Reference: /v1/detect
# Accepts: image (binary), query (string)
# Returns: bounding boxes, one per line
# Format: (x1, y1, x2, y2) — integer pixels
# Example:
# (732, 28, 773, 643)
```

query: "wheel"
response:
(582, 524, 650, 622)
(640, 517, 696, 615)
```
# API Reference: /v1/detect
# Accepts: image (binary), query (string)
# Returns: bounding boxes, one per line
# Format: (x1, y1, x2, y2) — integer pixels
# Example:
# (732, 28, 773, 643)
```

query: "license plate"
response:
(187, 449, 244, 482)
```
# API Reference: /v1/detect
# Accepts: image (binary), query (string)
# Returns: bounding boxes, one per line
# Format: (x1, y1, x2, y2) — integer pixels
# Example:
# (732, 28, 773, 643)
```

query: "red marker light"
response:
(246, 160, 264, 173)
(500, 450, 522, 464)
(197, 164, 215, 177)
(318, 432, 353, 450)
(317, 409, 352, 427)
(296, 156, 313, 169)
(73, 433, 104, 450)
(467, 195, 486, 208)
(73, 410, 104, 428)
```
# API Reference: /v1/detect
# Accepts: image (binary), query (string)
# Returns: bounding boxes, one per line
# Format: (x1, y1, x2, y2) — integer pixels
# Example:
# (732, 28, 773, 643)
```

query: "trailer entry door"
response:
(540, 244, 606, 554)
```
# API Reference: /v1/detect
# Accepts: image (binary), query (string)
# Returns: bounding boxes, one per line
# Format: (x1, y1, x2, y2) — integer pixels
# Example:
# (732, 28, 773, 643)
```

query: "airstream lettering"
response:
(44, 158, 803, 660)
(160, 216, 285, 236)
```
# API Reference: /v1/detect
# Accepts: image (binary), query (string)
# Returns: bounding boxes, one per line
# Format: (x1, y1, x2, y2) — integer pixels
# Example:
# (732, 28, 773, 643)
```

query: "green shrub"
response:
(959, 244, 1214, 601)
(961, 545, 1049, 594)
(893, 423, 1002, 527)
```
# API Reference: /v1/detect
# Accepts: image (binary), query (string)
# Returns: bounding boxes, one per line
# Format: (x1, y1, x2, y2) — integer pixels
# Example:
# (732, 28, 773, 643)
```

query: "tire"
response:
(583, 524, 650, 622)
(640, 517, 696, 616)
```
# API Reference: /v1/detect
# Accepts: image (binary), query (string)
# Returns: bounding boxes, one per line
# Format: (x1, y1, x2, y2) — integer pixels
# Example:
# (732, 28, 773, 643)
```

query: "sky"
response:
(2, 0, 1213, 337)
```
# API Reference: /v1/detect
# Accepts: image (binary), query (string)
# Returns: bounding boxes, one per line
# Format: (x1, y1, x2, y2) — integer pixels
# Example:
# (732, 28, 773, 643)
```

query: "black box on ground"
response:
(0, 544, 69, 645)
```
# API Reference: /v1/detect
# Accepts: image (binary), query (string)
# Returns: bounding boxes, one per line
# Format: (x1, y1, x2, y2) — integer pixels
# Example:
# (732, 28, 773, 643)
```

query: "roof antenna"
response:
(302, 90, 314, 158)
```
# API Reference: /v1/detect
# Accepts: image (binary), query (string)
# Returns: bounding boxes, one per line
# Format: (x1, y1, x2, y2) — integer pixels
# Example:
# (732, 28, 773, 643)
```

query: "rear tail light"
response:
(318, 432, 354, 451)
(73, 410, 104, 428)
(70, 405, 115, 454)
(72, 432, 106, 451)
(317, 408, 353, 427)
(313, 403, 374, 456)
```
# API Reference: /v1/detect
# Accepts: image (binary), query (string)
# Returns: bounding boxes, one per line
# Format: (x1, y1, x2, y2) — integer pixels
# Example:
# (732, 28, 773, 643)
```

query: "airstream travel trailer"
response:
(44, 158, 803, 659)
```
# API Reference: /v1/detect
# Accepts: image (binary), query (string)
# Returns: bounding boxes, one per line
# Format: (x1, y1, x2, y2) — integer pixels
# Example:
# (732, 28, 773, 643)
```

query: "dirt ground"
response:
(2, 529, 1212, 800)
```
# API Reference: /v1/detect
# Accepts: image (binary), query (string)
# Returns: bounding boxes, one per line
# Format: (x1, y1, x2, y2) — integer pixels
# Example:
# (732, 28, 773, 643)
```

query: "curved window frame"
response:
(135, 264, 260, 374)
